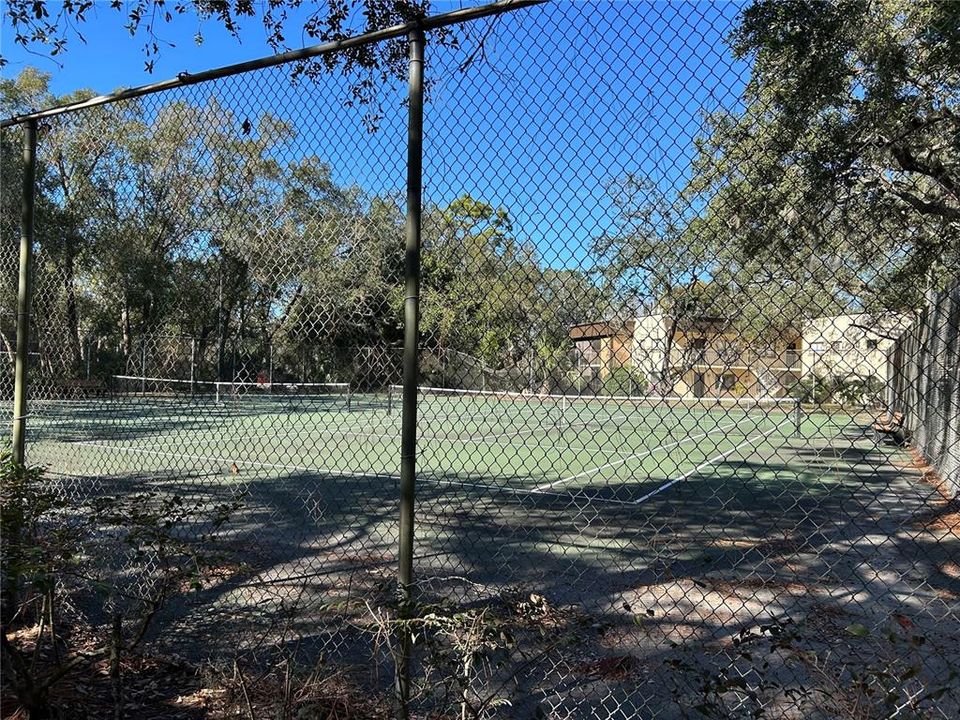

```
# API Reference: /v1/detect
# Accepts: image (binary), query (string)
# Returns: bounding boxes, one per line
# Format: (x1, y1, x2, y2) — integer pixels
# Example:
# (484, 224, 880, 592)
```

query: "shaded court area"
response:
(25, 387, 960, 715)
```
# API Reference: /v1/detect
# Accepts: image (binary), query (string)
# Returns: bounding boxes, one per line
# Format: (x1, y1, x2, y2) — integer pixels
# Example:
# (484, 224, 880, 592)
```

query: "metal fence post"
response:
(11, 119, 37, 467)
(190, 337, 197, 398)
(396, 27, 425, 716)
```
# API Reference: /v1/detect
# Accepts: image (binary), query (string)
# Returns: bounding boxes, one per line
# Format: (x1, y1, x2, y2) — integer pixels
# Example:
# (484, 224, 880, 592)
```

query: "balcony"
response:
(666, 346, 802, 371)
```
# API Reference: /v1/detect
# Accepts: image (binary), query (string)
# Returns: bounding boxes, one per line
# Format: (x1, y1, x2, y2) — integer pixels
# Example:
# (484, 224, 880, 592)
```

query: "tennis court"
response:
(29, 376, 815, 512)
(24, 378, 955, 717)
(25, 374, 878, 637)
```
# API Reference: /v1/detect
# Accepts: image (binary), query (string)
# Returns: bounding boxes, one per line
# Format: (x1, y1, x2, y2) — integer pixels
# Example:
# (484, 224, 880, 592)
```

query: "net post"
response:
(794, 397, 802, 437)
(396, 27, 425, 718)
(190, 337, 197, 398)
(11, 119, 37, 468)
(140, 339, 147, 394)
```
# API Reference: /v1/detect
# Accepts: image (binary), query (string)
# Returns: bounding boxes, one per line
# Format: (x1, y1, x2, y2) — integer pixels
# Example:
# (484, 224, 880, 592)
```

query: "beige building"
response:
(570, 311, 915, 399)
(632, 313, 801, 398)
(802, 313, 914, 384)
(569, 320, 634, 387)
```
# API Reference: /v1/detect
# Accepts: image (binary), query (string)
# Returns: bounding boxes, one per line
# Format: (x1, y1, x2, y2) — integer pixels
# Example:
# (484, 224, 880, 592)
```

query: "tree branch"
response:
(891, 187, 960, 222)
(888, 143, 959, 203)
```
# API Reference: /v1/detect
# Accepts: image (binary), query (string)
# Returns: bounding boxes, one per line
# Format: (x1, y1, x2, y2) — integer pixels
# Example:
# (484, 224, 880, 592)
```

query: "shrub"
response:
(601, 367, 647, 396)
(791, 373, 884, 407)
(0, 449, 245, 718)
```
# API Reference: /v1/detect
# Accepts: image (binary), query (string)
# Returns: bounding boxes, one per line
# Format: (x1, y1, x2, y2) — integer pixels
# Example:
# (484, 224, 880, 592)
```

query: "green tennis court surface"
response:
(26, 383, 827, 510)
(26, 380, 905, 664)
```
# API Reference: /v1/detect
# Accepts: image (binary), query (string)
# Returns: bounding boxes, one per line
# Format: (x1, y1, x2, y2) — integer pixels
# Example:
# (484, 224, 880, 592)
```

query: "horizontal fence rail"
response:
(0, 0, 547, 128)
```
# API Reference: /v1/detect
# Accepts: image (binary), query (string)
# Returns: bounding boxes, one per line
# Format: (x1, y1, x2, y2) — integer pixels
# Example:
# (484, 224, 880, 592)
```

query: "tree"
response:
(417, 195, 607, 391)
(534, 267, 608, 392)
(1, 0, 462, 128)
(1, 69, 101, 374)
(1, 67, 375, 383)
(2, 1, 434, 68)
(594, 174, 720, 388)
(687, 0, 960, 316)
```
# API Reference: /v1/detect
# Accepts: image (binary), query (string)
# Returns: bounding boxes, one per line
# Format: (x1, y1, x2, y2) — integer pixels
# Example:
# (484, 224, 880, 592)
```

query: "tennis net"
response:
(390, 384, 803, 433)
(214, 380, 351, 407)
(109, 375, 351, 408)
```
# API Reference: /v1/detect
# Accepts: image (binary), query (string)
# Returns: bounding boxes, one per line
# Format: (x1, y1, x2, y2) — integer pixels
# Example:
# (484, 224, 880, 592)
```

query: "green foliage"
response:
(686, 0, 960, 316)
(2, 71, 606, 392)
(0, 449, 245, 717)
(1, 1, 459, 130)
(599, 0, 958, 356)
(791, 372, 884, 407)
(601, 367, 647, 396)
(420, 196, 605, 389)
(596, 175, 716, 317)
(0, 449, 72, 625)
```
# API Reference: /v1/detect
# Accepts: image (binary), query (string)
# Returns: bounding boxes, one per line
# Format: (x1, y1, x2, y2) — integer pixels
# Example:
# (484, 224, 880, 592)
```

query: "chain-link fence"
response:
(3, 1, 959, 717)
(889, 281, 960, 497)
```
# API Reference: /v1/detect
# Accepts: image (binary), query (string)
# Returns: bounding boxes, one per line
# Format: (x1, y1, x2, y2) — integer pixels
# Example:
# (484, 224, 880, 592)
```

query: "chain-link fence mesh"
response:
(890, 281, 960, 497)
(3, 1, 959, 717)
(1, 123, 23, 427)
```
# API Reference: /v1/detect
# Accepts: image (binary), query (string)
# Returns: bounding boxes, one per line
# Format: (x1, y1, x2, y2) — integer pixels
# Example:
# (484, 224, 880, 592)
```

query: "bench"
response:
(872, 411, 906, 444)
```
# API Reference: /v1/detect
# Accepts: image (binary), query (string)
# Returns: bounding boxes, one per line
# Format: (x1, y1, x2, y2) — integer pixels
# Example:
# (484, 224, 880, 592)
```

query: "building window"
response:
(590, 339, 602, 369)
(785, 341, 800, 366)
(690, 337, 707, 363)
(574, 339, 603, 371)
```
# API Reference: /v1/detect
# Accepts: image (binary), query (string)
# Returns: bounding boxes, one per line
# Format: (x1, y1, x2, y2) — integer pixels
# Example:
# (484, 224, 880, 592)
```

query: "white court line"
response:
(50, 397, 637, 451)
(215, 424, 637, 459)
(67, 420, 791, 511)
(463, 409, 637, 442)
(65, 440, 625, 506)
(630, 419, 791, 506)
(444, 434, 637, 458)
(533, 418, 743, 492)
(68, 413, 638, 460)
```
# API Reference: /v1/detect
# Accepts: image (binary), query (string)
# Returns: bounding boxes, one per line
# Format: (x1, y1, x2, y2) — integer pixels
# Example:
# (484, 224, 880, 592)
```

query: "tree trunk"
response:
(0, 329, 14, 367)
(121, 298, 131, 359)
(659, 314, 680, 393)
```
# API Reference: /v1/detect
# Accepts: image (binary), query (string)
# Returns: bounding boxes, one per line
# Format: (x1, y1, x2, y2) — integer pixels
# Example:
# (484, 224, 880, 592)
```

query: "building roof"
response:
(569, 320, 635, 341)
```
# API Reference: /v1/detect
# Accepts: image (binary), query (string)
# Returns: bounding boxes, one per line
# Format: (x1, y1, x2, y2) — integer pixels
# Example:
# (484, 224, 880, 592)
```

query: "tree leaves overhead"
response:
(1, 0, 459, 127)
(687, 0, 959, 313)
(2, 0, 436, 68)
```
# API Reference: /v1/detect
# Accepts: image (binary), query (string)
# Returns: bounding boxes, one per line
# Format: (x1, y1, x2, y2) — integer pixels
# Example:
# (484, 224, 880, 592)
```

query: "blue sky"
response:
(1, 1, 750, 270)
(0, 1, 493, 95)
